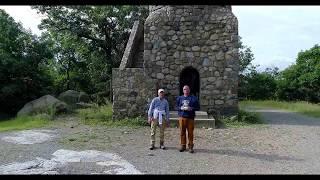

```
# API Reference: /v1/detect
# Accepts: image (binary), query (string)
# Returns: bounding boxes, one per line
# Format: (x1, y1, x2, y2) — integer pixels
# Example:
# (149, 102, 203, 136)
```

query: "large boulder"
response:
(58, 90, 90, 105)
(17, 95, 67, 117)
(79, 91, 90, 103)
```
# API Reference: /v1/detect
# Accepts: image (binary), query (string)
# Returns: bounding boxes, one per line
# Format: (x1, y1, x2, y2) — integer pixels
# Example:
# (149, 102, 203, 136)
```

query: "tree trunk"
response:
(66, 72, 70, 90)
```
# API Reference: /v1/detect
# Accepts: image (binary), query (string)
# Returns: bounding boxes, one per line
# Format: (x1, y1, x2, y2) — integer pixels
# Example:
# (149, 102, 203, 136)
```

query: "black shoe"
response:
(149, 145, 154, 150)
(160, 145, 166, 150)
(188, 145, 194, 153)
(179, 145, 186, 152)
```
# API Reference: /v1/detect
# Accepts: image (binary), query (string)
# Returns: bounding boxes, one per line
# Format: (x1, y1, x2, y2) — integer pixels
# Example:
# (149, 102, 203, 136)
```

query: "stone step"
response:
(169, 111, 208, 119)
(169, 117, 215, 129)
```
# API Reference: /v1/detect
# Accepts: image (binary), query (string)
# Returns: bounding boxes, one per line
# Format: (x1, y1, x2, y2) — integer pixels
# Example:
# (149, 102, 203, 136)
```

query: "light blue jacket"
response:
(148, 97, 170, 121)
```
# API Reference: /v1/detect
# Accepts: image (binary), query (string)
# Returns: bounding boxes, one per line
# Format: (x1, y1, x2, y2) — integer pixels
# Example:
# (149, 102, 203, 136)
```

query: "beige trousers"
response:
(150, 119, 166, 146)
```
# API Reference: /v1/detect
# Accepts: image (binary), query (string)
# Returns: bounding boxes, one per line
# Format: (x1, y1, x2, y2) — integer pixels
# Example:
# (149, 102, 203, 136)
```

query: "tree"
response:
(0, 10, 54, 115)
(238, 36, 257, 75)
(276, 44, 320, 102)
(238, 36, 259, 99)
(237, 36, 280, 100)
(32, 6, 149, 103)
(244, 68, 278, 100)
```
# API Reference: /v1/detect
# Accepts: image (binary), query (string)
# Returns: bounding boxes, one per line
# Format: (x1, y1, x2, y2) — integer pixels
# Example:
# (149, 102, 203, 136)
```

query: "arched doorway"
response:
(179, 66, 200, 100)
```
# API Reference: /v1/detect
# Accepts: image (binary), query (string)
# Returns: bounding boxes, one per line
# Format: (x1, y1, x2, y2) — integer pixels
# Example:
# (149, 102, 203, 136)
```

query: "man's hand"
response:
(181, 106, 192, 111)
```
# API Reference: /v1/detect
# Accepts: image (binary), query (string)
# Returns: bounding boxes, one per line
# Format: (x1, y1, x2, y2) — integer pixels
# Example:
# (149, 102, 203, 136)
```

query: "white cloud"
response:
(0, 6, 44, 35)
(256, 55, 296, 72)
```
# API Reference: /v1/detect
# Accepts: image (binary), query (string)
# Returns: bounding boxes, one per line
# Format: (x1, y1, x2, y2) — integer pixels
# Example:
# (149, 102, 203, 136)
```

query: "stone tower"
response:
(112, 5, 239, 119)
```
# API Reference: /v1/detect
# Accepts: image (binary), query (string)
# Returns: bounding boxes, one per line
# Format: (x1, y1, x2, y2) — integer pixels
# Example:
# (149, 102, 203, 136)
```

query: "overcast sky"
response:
(232, 5, 320, 71)
(1, 5, 320, 71)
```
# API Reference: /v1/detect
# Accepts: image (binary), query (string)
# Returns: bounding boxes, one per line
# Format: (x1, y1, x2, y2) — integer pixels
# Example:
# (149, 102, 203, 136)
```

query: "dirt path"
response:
(1, 109, 320, 174)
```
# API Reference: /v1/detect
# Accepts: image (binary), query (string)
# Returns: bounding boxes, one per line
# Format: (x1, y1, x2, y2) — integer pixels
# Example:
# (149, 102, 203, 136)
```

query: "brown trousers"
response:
(179, 117, 195, 147)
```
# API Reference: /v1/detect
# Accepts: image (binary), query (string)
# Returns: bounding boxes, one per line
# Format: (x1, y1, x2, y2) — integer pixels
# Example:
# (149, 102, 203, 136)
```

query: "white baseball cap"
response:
(158, 89, 165, 93)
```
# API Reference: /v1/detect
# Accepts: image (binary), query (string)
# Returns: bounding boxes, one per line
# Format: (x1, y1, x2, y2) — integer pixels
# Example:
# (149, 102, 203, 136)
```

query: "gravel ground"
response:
(1, 109, 320, 174)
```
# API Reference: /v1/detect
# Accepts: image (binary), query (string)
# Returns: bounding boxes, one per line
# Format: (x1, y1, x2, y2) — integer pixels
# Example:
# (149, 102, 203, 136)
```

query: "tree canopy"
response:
(0, 9, 54, 114)
(32, 6, 148, 102)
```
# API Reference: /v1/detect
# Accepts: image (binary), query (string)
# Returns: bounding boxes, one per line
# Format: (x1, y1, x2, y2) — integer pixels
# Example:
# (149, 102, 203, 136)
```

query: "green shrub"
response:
(77, 104, 148, 127)
(217, 110, 263, 128)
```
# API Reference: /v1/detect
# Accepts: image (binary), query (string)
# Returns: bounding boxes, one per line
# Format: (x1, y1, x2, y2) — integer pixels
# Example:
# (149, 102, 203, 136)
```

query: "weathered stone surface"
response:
(119, 21, 144, 69)
(113, 6, 239, 119)
(191, 46, 201, 51)
(17, 95, 67, 117)
(156, 61, 164, 66)
(112, 68, 156, 119)
(79, 92, 90, 103)
(210, 34, 218, 40)
(156, 73, 164, 79)
(58, 90, 90, 105)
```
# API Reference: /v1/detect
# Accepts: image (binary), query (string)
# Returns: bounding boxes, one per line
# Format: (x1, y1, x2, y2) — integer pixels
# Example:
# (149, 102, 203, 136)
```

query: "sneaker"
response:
(149, 145, 154, 150)
(160, 145, 166, 150)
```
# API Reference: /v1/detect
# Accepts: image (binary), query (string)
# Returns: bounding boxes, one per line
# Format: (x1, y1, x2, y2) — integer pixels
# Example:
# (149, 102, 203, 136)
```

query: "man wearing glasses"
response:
(175, 85, 200, 153)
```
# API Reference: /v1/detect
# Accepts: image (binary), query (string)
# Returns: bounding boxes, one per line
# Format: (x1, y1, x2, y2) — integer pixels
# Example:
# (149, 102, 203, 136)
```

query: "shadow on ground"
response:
(245, 108, 320, 127)
(194, 148, 304, 162)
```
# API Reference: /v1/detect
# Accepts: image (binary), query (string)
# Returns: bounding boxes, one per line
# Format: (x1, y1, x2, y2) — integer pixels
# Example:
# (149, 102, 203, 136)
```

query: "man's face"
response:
(183, 86, 190, 96)
(158, 91, 164, 98)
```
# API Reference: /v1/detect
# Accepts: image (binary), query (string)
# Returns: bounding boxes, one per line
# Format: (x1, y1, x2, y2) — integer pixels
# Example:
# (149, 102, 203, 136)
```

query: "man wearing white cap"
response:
(147, 88, 170, 150)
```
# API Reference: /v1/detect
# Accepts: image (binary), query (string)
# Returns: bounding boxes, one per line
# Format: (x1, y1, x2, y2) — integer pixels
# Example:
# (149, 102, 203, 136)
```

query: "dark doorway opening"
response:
(179, 66, 200, 100)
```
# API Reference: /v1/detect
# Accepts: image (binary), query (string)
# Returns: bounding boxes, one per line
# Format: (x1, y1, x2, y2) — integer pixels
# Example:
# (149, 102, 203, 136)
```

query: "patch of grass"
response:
(0, 114, 52, 132)
(76, 104, 148, 127)
(240, 100, 320, 118)
(216, 110, 264, 128)
(77, 103, 112, 121)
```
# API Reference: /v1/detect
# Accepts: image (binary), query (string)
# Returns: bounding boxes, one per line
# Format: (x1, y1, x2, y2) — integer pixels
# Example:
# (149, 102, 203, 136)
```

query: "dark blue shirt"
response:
(175, 95, 200, 118)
